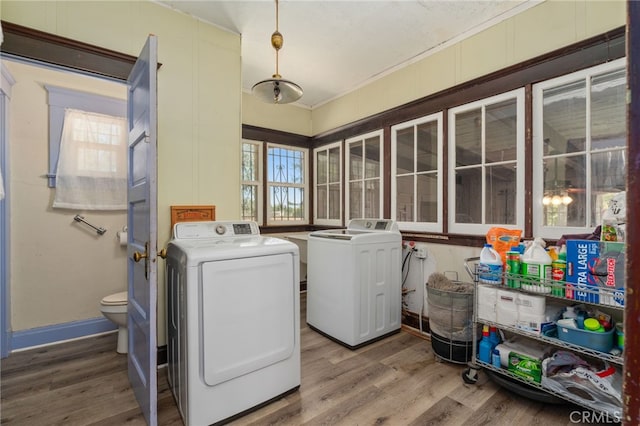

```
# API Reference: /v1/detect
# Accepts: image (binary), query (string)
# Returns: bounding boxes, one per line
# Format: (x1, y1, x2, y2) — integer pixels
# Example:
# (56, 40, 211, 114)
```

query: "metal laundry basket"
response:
(427, 278, 476, 364)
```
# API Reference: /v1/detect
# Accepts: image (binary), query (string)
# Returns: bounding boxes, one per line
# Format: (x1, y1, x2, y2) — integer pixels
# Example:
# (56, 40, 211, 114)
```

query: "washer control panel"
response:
(173, 221, 260, 239)
(347, 219, 399, 232)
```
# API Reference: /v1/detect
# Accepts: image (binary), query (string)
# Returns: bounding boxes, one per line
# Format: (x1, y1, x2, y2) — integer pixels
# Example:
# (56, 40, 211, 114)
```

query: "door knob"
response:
(133, 251, 148, 262)
(158, 248, 167, 259)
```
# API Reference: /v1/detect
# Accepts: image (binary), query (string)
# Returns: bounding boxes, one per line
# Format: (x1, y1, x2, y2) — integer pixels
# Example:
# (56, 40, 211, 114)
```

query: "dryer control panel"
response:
(173, 221, 260, 239)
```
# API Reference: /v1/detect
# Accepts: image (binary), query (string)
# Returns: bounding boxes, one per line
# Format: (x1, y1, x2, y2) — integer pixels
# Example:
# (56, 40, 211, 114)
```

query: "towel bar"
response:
(74, 214, 107, 235)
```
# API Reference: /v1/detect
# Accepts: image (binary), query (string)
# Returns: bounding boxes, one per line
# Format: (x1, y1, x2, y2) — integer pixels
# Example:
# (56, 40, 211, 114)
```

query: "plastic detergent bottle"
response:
(520, 238, 552, 290)
(489, 326, 501, 346)
(562, 306, 578, 320)
(479, 244, 503, 284)
(478, 325, 493, 363)
(558, 244, 567, 261)
(492, 349, 501, 368)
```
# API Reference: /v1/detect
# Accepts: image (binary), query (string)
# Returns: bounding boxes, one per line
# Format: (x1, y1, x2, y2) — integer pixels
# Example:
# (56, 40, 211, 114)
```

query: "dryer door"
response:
(200, 253, 296, 386)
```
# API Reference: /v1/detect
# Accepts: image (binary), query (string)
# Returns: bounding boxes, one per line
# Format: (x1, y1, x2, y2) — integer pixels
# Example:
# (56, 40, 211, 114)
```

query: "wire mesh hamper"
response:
(427, 276, 477, 364)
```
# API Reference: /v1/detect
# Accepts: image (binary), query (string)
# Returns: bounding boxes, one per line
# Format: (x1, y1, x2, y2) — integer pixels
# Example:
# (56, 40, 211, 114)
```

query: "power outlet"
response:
(414, 244, 427, 259)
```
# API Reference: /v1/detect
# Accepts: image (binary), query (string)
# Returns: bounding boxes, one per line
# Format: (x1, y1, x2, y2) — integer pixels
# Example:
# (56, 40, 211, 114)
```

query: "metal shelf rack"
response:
(462, 257, 624, 418)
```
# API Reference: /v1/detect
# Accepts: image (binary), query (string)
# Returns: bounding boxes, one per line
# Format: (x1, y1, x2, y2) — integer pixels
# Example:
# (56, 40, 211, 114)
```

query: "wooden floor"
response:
(1, 294, 595, 426)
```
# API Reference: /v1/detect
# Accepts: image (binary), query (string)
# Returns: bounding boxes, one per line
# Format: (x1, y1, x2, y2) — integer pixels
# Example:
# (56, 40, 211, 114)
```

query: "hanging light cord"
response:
(271, 0, 283, 79)
(251, 0, 302, 104)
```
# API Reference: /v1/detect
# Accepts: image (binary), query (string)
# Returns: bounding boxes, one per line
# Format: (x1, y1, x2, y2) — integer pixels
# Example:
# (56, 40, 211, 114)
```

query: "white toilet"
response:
(100, 291, 128, 354)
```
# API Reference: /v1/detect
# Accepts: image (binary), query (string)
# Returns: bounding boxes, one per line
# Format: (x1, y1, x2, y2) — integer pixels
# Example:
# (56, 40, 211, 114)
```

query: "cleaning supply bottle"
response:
(576, 310, 586, 329)
(562, 306, 577, 320)
(506, 249, 521, 288)
(489, 326, 501, 347)
(492, 348, 501, 368)
(479, 244, 503, 284)
(478, 325, 493, 363)
(520, 238, 552, 292)
(558, 244, 567, 261)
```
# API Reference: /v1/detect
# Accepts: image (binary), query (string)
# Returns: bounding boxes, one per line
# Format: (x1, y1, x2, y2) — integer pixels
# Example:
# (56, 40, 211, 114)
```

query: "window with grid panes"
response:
(314, 142, 342, 226)
(391, 113, 443, 232)
(241, 140, 262, 222)
(267, 144, 308, 224)
(532, 58, 626, 239)
(345, 130, 383, 220)
(448, 88, 525, 235)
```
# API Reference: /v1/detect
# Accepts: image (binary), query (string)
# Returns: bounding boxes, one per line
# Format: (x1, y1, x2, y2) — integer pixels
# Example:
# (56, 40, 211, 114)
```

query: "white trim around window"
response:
(532, 58, 626, 240)
(345, 129, 384, 221)
(266, 143, 309, 225)
(391, 112, 443, 233)
(313, 141, 343, 226)
(45, 85, 126, 188)
(448, 88, 526, 235)
(241, 139, 263, 223)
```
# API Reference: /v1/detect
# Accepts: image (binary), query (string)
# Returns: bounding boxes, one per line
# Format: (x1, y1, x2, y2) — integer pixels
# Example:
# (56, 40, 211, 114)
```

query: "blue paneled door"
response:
(127, 35, 158, 426)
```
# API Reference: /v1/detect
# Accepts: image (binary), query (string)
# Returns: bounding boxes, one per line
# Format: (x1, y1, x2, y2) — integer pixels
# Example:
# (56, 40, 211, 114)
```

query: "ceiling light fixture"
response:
(252, 0, 303, 104)
(542, 158, 573, 207)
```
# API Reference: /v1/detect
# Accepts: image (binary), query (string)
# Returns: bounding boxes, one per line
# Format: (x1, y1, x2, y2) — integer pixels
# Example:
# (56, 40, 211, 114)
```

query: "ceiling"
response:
(155, 0, 538, 109)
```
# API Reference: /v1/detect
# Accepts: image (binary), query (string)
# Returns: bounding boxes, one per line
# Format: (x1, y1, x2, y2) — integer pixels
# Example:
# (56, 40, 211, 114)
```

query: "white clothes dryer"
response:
(166, 221, 300, 426)
(307, 219, 402, 348)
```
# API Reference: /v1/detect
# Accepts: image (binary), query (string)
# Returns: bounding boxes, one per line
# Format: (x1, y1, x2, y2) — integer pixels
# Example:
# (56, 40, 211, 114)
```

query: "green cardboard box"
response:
(507, 351, 542, 383)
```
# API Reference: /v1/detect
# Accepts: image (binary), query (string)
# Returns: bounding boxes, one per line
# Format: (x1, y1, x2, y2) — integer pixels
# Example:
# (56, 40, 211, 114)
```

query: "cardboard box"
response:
(590, 242, 625, 307)
(477, 284, 497, 323)
(515, 302, 564, 335)
(508, 351, 542, 383)
(516, 293, 546, 315)
(565, 240, 625, 306)
(496, 289, 518, 327)
(565, 240, 600, 303)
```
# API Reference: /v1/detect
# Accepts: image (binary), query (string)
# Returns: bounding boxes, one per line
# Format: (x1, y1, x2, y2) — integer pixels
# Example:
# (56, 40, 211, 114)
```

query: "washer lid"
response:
(101, 291, 127, 305)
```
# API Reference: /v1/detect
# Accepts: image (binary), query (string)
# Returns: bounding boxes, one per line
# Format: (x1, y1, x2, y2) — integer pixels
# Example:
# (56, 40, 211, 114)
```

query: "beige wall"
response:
(2, 0, 242, 346)
(0, 0, 627, 349)
(242, 92, 312, 136)
(310, 0, 626, 135)
(4, 60, 128, 330)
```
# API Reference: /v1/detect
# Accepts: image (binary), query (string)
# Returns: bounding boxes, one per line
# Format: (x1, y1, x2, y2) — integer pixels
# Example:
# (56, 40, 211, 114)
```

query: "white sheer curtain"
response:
(53, 109, 127, 210)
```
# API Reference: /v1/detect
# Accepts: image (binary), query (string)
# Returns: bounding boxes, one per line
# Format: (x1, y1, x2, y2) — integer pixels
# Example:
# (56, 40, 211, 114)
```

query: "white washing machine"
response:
(166, 221, 300, 426)
(307, 219, 402, 348)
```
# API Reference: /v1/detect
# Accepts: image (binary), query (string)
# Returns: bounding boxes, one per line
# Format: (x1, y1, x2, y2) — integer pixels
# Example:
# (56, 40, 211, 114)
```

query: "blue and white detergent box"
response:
(565, 240, 600, 303)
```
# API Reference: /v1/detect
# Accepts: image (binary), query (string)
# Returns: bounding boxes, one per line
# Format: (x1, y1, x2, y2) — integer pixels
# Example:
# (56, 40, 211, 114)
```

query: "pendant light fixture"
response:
(252, 0, 303, 104)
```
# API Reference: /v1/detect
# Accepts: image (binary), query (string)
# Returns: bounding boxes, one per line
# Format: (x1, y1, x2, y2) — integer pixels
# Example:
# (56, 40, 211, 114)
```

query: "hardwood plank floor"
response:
(1, 294, 599, 425)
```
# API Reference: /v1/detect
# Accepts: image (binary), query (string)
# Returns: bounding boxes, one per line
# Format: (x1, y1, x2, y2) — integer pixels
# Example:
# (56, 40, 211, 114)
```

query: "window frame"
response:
(447, 88, 526, 235)
(313, 141, 343, 226)
(391, 112, 444, 233)
(532, 58, 627, 240)
(266, 142, 309, 226)
(344, 129, 384, 221)
(240, 139, 263, 223)
(45, 85, 126, 188)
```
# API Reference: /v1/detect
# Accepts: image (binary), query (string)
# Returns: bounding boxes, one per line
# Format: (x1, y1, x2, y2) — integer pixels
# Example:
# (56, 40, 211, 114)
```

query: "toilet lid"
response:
(101, 291, 128, 305)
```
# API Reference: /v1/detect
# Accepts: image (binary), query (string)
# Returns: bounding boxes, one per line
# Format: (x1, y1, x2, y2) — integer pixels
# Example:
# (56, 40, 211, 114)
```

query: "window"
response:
(46, 85, 126, 188)
(53, 109, 127, 210)
(532, 58, 626, 239)
(241, 140, 263, 222)
(314, 142, 342, 226)
(267, 144, 308, 225)
(448, 88, 525, 235)
(345, 130, 383, 220)
(391, 113, 443, 232)
(45, 86, 127, 210)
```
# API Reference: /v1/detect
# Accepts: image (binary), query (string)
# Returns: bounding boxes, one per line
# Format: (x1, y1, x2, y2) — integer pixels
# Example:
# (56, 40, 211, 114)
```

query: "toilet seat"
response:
(101, 291, 128, 306)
